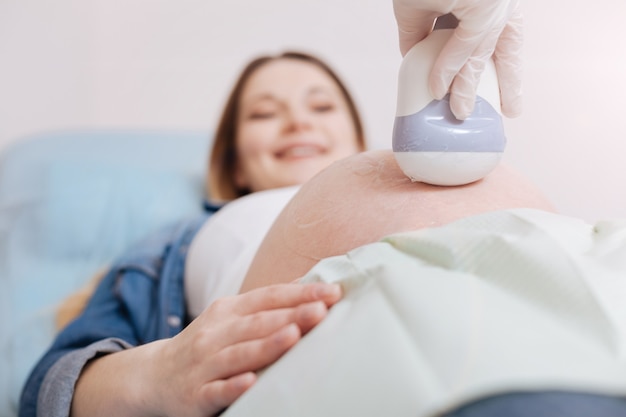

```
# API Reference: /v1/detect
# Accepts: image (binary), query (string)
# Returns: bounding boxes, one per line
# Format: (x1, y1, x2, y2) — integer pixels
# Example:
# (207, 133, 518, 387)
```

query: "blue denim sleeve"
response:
(18, 213, 209, 417)
(17, 217, 189, 417)
(18, 265, 152, 417)
(30, 339, 131, 417)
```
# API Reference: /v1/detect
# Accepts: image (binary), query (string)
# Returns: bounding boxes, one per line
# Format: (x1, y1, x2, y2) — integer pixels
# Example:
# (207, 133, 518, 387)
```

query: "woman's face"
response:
(234, 58, 361, 193)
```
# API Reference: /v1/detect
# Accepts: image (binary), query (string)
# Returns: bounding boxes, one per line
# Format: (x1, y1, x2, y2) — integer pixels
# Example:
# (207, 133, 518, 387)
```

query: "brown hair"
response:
(56, 52, 366, 329)
(207, 51, 366, 201)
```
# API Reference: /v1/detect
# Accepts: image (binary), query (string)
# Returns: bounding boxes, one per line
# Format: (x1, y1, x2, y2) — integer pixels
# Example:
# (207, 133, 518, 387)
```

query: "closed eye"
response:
(248, 111, 276, 120)
(313, 104, 335, 113)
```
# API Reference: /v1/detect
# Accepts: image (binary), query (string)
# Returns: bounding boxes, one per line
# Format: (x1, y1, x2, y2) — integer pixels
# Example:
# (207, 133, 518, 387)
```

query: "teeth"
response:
(281, 146, 320, 158)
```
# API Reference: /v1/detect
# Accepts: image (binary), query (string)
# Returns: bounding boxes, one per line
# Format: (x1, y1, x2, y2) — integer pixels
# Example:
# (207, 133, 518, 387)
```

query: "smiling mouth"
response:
(276, 145, 325, 159)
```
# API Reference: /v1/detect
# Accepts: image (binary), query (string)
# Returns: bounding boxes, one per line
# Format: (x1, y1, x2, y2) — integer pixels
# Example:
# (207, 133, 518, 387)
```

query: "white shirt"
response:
(185, 186, 300, 317)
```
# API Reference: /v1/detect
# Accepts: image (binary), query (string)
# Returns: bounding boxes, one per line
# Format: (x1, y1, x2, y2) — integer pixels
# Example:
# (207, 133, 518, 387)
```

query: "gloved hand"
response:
(393, 0, 523, 120)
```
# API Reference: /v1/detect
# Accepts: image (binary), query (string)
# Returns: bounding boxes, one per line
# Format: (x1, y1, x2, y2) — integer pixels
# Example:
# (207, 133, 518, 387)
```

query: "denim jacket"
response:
(19, 203, 220, 417)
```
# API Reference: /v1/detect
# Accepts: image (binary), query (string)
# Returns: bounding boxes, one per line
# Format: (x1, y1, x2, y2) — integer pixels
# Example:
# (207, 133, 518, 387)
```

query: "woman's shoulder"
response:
(115, 212, 211, 268)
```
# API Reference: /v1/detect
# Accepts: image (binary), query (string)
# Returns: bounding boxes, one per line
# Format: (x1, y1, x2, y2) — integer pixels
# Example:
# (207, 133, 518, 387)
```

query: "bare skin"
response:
(71, 282, 342, 417)
(241, 149, 555, 292)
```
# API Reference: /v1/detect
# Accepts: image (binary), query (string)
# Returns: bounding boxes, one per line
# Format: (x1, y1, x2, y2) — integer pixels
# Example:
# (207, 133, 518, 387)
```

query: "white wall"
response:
(0, 0, 399, 147)
(1, 0, 625, 222)
(503, 0, 626, 223)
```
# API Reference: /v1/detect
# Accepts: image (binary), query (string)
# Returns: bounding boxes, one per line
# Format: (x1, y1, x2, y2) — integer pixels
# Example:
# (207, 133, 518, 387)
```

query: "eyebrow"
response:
(244, 85, 339, 107)
(307, 86, 335, 96)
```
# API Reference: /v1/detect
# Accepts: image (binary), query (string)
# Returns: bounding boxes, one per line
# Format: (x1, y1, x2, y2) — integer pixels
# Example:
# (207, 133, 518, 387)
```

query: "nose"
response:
(284, 106, 313, 132)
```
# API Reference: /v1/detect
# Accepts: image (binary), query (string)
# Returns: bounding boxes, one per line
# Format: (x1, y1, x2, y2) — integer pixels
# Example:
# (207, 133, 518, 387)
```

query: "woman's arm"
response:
(20, 214, 341, 417)
(241, 150, 555, 292)
(70, 282, 341, 417)
(20, 265, 149, 417)
(22, 277, 341, 417)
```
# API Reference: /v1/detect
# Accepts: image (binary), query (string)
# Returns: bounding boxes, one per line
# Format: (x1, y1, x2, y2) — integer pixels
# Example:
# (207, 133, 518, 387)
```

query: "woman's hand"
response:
(71, 282, 342, 417)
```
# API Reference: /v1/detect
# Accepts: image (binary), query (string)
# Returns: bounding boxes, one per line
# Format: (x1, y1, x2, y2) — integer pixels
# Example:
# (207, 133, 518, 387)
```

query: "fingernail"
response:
(452, 102, 471, 121)
(314, 283, 341, 298)
(233, 372, 256, 390)
(274, 323, 299, 345)
(298, 301, 326, 323)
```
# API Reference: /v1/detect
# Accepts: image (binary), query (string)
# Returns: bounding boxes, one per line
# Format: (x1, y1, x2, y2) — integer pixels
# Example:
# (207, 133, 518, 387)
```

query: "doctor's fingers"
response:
(493, 12, 523, 118)
(395, 10, 441, 55)
(429, 24, 491, 101)
(226, 282, 342, 316)
(447, 30, 498, 119)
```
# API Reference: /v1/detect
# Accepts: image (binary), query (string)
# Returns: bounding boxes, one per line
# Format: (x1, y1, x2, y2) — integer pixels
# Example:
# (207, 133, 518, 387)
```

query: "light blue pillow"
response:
(0, 129, 210, 416)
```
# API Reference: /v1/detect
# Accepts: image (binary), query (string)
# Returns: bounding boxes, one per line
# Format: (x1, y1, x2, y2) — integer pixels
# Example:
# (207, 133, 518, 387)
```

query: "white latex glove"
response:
(393, 0, 523, 120)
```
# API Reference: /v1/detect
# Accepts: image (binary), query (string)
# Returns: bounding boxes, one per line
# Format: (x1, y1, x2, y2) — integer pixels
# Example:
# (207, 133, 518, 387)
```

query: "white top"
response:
(185, 186, 300, 317)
